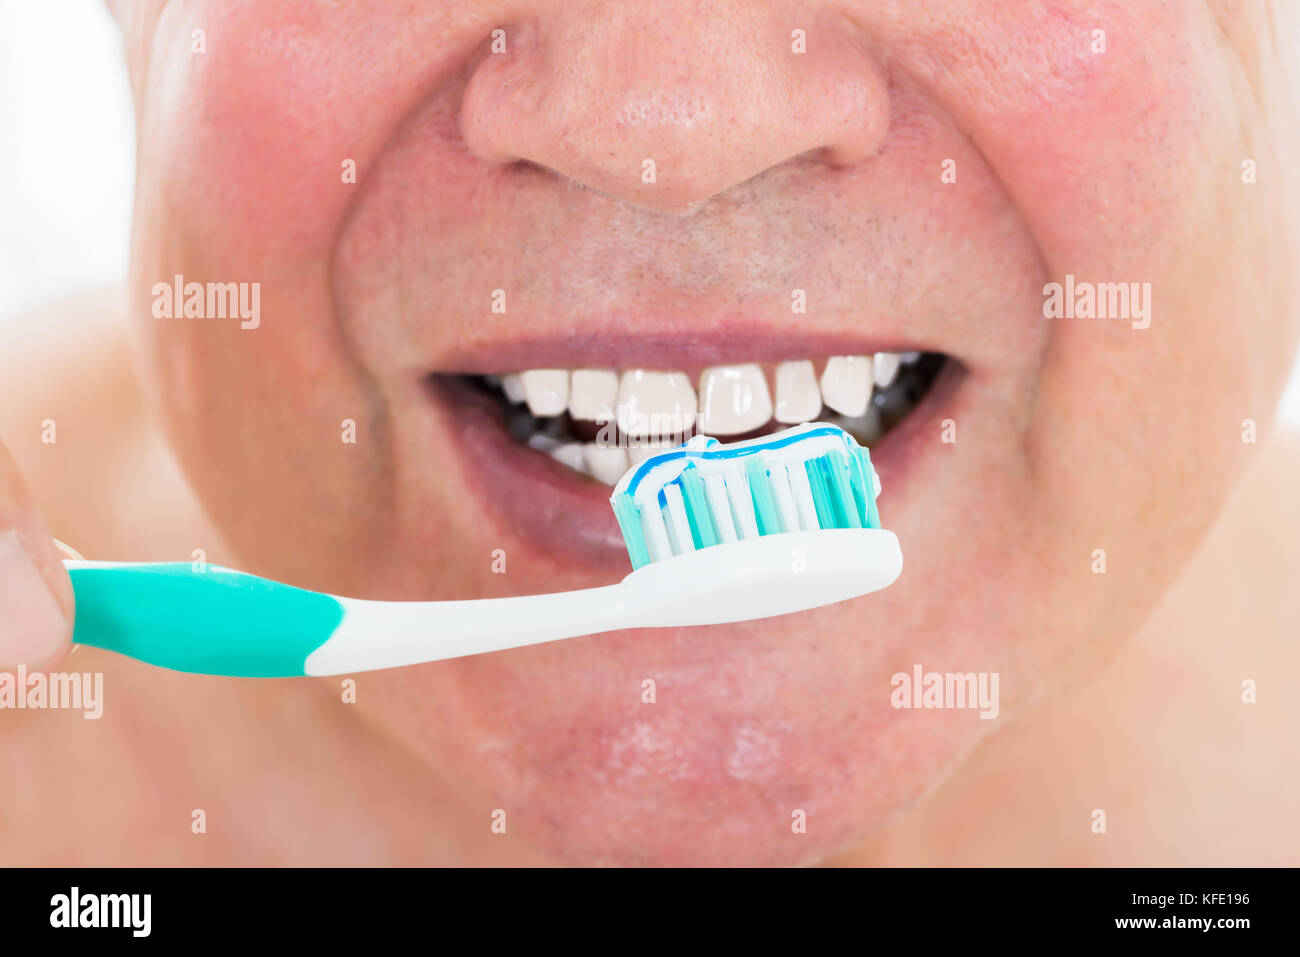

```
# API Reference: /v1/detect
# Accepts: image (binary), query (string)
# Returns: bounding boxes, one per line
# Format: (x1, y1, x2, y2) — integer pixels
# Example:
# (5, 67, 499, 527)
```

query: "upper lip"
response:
(421, 320, 942, 377)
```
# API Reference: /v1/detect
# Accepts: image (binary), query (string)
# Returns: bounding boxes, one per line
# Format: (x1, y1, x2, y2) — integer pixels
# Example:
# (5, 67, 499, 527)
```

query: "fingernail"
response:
(0, 531, 68, 667)
(52, 537, 85, 561)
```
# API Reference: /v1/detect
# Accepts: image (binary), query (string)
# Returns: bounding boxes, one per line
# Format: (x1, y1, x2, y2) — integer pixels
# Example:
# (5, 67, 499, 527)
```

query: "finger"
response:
(0, 441, 73, 668)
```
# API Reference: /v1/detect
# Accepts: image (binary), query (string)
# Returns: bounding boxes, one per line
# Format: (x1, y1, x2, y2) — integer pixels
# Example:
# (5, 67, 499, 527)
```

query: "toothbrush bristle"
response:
(608, 423, 883, 570)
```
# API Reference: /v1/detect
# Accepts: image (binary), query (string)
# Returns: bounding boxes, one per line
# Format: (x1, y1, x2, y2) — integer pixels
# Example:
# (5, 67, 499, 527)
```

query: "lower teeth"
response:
(486, 353, 945, 484)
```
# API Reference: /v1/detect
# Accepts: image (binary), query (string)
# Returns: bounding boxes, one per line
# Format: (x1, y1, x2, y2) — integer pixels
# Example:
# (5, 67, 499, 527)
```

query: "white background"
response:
(2, 0, 1297, 424)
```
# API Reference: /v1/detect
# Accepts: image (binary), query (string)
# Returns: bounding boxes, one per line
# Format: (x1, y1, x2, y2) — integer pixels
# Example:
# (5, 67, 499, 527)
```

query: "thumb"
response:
(0, 441, 73, 668)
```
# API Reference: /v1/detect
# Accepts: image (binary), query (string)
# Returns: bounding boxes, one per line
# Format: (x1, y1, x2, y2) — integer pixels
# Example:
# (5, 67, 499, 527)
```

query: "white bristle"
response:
(787, 461, 819, 531)
(662, 483, 695, 555)
(704, 473, 738, 543)
(725, 466, 760, 540)
(641, 503, 673, 563)
(769, 466, 799, 534)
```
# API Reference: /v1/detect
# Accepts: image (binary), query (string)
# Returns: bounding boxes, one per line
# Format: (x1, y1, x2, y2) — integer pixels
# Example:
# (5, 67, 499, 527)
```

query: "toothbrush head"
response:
(609, 423, 884, 570)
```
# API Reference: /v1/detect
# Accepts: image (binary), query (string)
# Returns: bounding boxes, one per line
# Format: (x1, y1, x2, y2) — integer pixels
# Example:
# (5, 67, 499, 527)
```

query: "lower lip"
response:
(431, 376, 630, 569)
(428, 361, 965, 573)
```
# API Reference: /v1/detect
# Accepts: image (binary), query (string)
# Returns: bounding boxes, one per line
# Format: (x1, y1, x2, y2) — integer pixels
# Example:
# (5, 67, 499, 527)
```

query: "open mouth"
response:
(437, 352, 948, 486)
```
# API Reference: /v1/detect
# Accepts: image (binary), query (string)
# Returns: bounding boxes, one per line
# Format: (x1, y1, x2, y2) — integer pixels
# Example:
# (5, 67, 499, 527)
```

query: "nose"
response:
(460, 3, 891, 214)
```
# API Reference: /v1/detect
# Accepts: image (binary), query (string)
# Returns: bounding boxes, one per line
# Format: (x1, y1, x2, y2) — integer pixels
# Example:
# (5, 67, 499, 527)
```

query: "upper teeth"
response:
(698, 364, 773, 435)
(504, 353, 909, 431)
(496, 353, 918, 485)
(615, 370, 697, 438)
(517, 369, 569, 417)
(568, 369, 618, 421)
(819, 355, 873, 417)
(873, 351, 901, 390)
(773, 360, 822, 424)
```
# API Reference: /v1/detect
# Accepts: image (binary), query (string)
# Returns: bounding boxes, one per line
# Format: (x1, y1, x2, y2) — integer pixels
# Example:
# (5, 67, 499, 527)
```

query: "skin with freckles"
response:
(1, 1, 1298, 865)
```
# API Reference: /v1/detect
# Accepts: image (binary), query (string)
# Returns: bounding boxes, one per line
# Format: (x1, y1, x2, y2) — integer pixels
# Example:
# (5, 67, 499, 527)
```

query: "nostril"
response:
(458, 15, 561, 170)
(816, 73, 893, 168)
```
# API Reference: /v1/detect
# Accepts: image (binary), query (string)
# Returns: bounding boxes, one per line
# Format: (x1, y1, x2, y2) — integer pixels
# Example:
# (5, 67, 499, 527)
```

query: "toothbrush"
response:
(63, 422, 902, 677)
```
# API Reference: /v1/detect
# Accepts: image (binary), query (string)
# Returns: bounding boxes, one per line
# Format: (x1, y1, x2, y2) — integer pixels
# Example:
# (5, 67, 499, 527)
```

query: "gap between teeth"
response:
(499, 354, 925, 485)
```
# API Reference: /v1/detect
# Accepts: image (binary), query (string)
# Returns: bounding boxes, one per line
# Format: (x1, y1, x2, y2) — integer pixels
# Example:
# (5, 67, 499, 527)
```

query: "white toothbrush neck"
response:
(308, 582, 632, 675)
(304, 528, 901, 675)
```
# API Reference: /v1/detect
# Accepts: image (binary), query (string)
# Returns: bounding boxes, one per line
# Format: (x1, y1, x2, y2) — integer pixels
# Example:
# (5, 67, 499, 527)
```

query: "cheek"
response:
(898, 1, 1282, 548)
(145, 2, 407, 263)
(129, 3, 533, 588)
(898, 0, 1226, 250)
(140, 0, 516, 268)
(126, 2, 430, 585)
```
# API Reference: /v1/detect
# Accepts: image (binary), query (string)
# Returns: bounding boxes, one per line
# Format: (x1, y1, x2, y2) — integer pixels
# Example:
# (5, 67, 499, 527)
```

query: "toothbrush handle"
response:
(65, 560, 633, 678)
(67, 562, 346, 677)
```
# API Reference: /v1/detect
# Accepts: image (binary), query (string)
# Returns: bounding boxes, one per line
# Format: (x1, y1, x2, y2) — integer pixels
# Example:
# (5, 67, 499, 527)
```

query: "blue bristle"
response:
(856, 447, 881, 529)
(611, 493, 651, 570)
(805, 455, 837, 529)
(678, 467, 718, 549)
(825, 453, 862, 528)
(745, 457, 783, 535)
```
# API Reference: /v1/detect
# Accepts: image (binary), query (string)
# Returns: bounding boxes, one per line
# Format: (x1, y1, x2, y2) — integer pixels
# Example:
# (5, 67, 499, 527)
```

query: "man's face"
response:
(119, 0, 1298, 863)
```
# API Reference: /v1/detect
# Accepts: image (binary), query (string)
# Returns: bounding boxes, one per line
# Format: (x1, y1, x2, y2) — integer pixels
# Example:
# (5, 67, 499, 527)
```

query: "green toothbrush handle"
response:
(66, 562, 344, 677)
